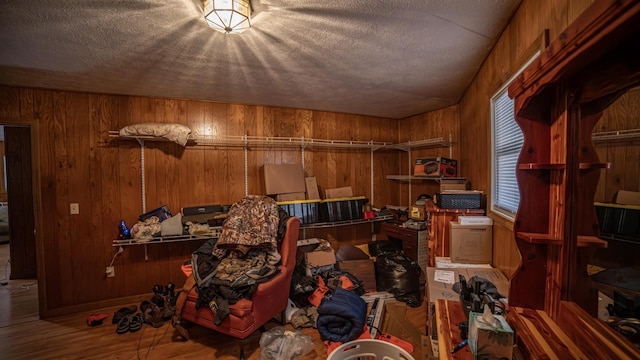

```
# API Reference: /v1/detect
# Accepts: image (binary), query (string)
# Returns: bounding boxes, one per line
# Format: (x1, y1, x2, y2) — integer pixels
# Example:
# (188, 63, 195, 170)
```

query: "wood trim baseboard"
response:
(42, 293, 152, 319)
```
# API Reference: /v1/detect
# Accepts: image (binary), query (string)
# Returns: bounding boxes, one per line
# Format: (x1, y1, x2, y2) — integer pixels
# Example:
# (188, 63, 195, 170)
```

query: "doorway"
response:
(2, 125, 36, 279)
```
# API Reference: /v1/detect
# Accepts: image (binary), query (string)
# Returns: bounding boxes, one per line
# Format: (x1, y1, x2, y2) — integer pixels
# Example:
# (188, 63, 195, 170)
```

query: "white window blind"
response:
(491, 52, 539, 220)
(492, 89, 522, 215)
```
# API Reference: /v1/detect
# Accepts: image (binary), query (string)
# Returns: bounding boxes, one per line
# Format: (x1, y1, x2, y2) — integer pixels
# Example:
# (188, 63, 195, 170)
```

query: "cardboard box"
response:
(435, 257, 492, 269)
(261, 164, 306, 195)
(414, 157, 457, 177)
(305, 249, 336, 276)
(409, 205, 426, 221)
(325, 186, 354, 199)
(613, 190, 640, 206)
(305, 177, 321, 200)
(449, 221, 493, 264)
(440, 178, 467, 192)
(337, 259, 377, 292)
(458, 216, 493, 226)
(426, 267, 509, 338)
(469, 311, 514, 360)
(276, 192, 306, 201)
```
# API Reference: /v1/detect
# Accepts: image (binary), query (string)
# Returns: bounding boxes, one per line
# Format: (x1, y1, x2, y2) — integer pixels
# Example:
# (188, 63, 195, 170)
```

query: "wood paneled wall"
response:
(1, 0, 636, 316)
(595, 88, 640, 202)
(0, 87, 398, 315)
(457, 0, 594, 278)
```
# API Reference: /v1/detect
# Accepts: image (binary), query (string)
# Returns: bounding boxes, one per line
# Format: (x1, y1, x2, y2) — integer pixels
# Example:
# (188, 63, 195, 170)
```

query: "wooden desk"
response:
(434, 299, 473, 359)
(380, 222, 428, 267)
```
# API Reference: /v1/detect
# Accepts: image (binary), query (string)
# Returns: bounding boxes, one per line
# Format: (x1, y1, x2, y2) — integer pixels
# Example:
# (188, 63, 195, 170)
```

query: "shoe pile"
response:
(150, 282, 177, 321)
(112, 282, 177, 334)
(113, 305, 144, 334)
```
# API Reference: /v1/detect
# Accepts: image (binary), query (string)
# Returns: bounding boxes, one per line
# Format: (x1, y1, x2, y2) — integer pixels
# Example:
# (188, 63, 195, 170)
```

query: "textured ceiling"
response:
(0, 0, 521, 119)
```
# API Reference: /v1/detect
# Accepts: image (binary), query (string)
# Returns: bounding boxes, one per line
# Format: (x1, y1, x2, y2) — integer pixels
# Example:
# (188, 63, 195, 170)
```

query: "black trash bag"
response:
(375, 252, 424, 307)
(368, 240, 402, 257)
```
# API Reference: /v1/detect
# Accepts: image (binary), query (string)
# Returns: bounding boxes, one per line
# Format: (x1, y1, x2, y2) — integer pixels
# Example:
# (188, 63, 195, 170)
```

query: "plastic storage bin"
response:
(320, 196, 369, 222)
(277, 199, 321, 224)
(327, 339, 415, 360)
(595, 202, 640, 242)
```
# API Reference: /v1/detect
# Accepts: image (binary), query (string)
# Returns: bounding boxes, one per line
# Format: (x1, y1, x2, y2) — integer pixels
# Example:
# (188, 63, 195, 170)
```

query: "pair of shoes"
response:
(129, 313, 144, 332)
(141, 300, 164, 328)
(151, 283, 176, 320)
(116, 313, 144, 334)
(171, 314, 190, 342)
(112, 305, 137, 324)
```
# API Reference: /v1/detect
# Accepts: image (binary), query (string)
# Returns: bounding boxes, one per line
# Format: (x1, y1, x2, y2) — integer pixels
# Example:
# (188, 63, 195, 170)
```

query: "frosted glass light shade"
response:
(204, 0, 251, 34)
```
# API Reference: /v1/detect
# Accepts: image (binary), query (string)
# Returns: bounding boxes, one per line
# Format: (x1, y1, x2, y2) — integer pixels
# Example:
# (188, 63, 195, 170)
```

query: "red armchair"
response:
(180, 216, 300, 339)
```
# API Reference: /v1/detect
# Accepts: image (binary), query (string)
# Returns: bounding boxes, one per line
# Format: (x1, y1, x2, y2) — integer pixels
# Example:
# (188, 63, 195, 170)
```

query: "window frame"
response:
(490, 52, 540, 222)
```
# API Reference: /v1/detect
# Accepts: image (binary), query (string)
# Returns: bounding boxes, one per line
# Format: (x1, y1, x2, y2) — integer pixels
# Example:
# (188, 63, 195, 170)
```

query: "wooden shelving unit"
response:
(108, 131, 442, 247)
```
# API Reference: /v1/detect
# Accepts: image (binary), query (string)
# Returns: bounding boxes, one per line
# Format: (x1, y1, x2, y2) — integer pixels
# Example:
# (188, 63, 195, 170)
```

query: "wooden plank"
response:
(435, 299, 472, 359)
(226, 103, 244, 202)
(97, 94, 122, 303)
(508, 306, 591, 359)
(558, 301, 640, 360)
(65, 92, 95, 304)
(52, 91, 73, 308)
(88, 94, 105, 302)
(118, 96, 146, 297)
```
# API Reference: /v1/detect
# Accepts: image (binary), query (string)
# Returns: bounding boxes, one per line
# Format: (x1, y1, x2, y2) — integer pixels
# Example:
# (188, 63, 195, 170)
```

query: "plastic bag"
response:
(259, 326, 314, 360)
(374, 252, 424, 307)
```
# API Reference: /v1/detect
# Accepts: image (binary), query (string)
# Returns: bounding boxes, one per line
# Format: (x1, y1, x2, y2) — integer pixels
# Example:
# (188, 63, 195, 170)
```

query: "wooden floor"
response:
(0, 244, 431, 359)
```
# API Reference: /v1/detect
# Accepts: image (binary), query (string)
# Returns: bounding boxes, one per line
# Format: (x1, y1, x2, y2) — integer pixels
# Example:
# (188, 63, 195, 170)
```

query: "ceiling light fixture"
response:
(204, 0, 251, 34)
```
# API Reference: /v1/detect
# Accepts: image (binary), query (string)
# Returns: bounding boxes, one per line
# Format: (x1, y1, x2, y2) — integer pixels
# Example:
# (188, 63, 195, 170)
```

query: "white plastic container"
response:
(327, 339, 415, 360)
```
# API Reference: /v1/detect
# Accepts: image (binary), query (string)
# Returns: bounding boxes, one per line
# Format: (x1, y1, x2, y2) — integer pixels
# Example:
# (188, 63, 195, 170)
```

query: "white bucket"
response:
(327, 339, 415, 360)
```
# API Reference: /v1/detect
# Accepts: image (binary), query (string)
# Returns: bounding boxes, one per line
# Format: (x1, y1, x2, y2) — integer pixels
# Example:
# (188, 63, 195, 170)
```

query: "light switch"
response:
(70, 203, 79, 215)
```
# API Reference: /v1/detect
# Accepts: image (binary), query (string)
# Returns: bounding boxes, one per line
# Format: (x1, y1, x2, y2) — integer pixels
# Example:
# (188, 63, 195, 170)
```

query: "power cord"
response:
(109, 246, 124, 268)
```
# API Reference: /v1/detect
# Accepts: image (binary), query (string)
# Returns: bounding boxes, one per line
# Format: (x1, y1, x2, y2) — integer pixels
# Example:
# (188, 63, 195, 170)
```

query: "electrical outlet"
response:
(70, 203, 79, 215)
(106, 266, 115, 277)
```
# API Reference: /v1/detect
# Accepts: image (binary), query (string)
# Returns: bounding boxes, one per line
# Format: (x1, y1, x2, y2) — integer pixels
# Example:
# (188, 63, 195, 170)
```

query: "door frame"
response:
(0, 117, 45, 317)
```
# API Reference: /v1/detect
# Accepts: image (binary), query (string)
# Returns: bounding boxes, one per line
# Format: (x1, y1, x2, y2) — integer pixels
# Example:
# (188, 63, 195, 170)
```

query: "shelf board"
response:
(300, 215, 393, 229)
(592, 128, 640, 142)
(386, 175, 466, 182)
(576, 235, 607, 248)
(391, 137, 454, 151)
(579, 162, 611, 170)
(113, 217, 394, 244)
(109, 131, 394, 150)
(516, 232, 561, 245)
(112, 233, 219, 246)
(516, 232, 608, 248)
(518, 163, 566, 170)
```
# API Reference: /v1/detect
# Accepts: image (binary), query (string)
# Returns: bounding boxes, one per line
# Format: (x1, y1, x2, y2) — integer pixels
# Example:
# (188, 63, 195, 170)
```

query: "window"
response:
(491, 53, 539, 220)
